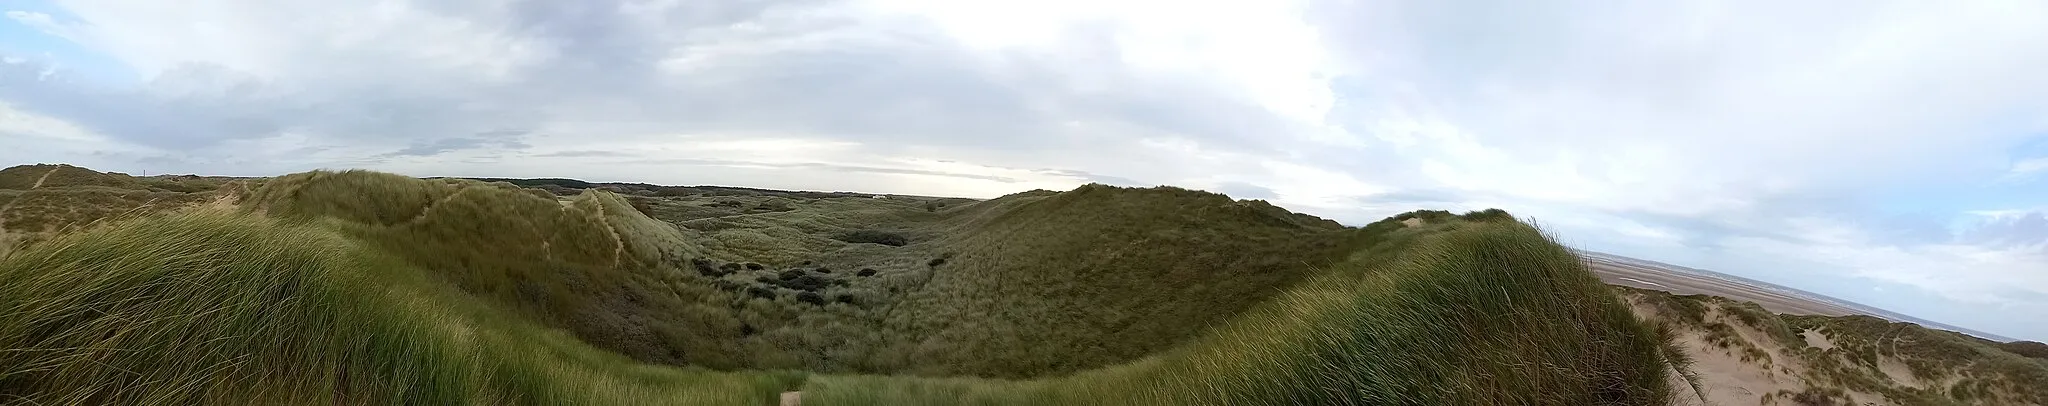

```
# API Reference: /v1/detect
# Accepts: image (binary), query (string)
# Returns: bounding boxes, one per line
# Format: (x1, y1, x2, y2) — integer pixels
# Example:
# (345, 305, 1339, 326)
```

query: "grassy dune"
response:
(878, 185, 1358, 377)
(808, 221, 1682, 405)
(0, 209, 802, 405)
(1, 165, 1694, 405)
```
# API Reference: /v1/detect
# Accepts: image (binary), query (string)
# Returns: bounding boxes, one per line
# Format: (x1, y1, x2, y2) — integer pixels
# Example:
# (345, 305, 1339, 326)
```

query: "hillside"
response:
(6, 164, 2034, 405)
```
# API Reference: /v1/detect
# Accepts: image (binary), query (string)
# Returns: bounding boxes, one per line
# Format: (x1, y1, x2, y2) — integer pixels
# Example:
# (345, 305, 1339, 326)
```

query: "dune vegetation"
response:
(0, 163, 1829, 405)
(1624, 287, 2048, 406)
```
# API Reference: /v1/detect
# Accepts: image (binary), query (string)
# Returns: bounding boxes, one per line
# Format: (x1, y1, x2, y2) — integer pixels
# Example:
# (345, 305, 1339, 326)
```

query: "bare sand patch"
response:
(1878, 357, 1923, 389)
(1680, 330, 1799, 405)
(1801, 329, 1836, 351)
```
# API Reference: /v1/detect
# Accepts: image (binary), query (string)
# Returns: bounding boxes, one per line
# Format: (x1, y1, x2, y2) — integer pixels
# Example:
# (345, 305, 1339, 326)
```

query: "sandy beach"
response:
(1585, 258, 1864, 317)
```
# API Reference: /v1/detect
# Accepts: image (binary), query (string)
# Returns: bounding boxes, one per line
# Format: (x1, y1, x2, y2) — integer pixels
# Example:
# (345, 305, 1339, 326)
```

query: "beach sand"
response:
(1585, 260, 1863, 317)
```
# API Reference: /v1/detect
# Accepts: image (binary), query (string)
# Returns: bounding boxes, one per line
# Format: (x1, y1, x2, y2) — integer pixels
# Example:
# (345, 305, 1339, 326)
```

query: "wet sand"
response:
(1584, 258, 1865, 317)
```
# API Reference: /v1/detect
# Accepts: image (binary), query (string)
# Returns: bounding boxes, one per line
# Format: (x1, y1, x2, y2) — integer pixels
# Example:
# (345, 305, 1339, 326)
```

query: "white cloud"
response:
(1723, 215, 2048, 308)
(2012, 156, 2048, 176)
(0, 101, 105, 142)
(4, 11, 77, 41)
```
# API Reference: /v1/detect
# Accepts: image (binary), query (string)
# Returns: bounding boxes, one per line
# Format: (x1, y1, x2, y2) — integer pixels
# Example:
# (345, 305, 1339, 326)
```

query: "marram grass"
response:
(0, 208, 799, 405)
(800, 222, 1682, 405)
(0, 166, 1692, 405)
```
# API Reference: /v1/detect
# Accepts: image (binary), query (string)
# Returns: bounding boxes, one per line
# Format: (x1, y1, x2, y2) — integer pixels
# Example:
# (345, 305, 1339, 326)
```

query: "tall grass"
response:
(0, 208, 800, 405)
(804, 221, 1682, 405)
(877, 184, 1357, 377)
(1, 166, 1693, 405)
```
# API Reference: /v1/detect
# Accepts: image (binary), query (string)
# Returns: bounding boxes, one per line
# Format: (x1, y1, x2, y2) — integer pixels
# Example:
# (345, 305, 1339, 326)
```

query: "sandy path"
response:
(27, 166, 58, 189)
(586, 196, 627, 268)
(0, 166, 64, 222)
(402, 187, 475, 225)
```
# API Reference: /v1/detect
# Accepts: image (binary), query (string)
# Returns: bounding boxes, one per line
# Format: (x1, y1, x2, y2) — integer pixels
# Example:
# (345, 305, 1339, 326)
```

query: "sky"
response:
(1, 0, 2044, 340)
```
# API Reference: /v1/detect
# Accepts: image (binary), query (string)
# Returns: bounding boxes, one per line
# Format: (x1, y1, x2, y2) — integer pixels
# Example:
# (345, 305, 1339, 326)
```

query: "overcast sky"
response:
(3, 0, 2045, 340)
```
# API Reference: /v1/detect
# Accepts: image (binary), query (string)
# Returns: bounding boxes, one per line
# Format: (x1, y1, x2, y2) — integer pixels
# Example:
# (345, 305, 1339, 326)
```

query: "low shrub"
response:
(833, 230, 909, 247)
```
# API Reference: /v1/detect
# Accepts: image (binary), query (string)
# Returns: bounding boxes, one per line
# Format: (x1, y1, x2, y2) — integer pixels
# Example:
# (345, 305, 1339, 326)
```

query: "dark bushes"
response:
(1999, 341, 2048, 360)
(796, 292, 826, 306)
(628, 198, 656, 216)
(773, 275, 834, 292)
(857, 268, 878, 277)
(833, 230, 909, 247)
(692, 258, 731, 277)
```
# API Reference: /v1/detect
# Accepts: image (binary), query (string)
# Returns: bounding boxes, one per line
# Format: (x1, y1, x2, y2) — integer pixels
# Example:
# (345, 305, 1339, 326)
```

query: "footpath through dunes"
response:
(0, 164, 238, 255)
(0, 164, 1697, 405)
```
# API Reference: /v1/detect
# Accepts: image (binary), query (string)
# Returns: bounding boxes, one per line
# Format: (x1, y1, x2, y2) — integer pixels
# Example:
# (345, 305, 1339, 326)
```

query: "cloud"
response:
(4, 11, 76, 41)
(378, 134, 532, 158)
(2012, 156, 2048, 177)
(532, 150, 632, 158)
(1213, 182, 1277, 200)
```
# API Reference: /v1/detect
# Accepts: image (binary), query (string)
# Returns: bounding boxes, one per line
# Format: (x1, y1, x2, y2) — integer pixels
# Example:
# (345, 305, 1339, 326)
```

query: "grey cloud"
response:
(1033, 169, 1143, 187)
(379, 134, 531, 158)
(1350, 188, 1471, 208)
(3, 0, 1306, 170)
(1213, 182, 1277, 200)
(1960, 211, 2048, 249)
(533, 150, 635, 158)
(631, 158, 1022, 183)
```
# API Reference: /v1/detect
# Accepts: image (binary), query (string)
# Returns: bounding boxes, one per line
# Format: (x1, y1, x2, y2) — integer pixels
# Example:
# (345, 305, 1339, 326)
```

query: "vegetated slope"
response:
(0, 163, 141, 189)
(877, 184, 1359, 377)
(2001, 341, 2048, 360)
(0, 165, 235, 256)
(239, 170, 771, 368)
(0, 164, 1693, 405)
(0, 207, 802, 405)
(805, 219, 1687, 405)
(1625, 287, 2048, 406)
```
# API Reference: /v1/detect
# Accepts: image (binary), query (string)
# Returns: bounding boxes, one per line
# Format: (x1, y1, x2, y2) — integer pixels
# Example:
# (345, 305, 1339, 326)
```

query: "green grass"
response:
(1999, 341, 2048, 360)
(0, 208, 801, 405)
(803, 221, 1680, 405)
(0, 164, 142, 190)
(875, 184, 1358, 377)
(0, 165, 1694, 405)
(240, 170, 761, 369)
